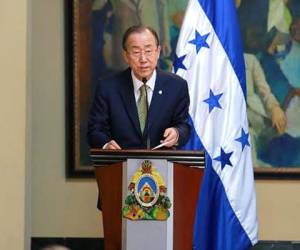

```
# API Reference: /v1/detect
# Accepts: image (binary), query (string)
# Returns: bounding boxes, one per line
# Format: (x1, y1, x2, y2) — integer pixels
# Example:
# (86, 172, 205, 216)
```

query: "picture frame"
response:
(65, 0, 300, 178)
(65, 0, 95, 177)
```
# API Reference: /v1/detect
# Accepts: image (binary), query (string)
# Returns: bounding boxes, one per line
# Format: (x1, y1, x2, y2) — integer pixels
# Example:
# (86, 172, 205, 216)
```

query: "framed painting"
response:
(65, 0, 300, 178)
(238, 0, 300, 178)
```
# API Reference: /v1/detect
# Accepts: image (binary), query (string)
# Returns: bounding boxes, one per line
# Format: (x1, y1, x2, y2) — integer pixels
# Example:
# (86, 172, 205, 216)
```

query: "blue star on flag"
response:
(173, 54, 187, 73)
(214, 148, 233, 170)
(203, 89, 223, 113)
(235, 128, 250, 151)
(189, 30, 210, 53)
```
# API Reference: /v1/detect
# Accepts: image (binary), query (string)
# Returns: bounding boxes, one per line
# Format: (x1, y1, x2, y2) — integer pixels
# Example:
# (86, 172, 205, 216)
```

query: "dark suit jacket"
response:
(87, 68, 190, 149)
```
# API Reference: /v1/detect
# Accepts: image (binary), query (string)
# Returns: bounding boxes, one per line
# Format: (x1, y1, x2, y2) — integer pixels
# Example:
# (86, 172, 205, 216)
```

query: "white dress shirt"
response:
(131, 69, 157, 105)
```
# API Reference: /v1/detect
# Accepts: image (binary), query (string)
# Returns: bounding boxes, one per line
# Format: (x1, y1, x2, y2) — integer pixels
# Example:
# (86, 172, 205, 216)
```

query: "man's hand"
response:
(271, 106, 287, 135)
(104, 140, 122, 150)
(160, 127, 179, 148)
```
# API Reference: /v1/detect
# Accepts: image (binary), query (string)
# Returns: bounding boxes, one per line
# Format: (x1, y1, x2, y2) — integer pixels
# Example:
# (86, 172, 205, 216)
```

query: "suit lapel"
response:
(119, 69, 142, 136)
(148, 69, 165, 131)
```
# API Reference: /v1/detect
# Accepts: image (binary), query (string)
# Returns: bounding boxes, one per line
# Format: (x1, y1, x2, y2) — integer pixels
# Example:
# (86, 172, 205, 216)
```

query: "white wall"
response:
(256, 181, 300, 240)
(0, 0, 28, 249)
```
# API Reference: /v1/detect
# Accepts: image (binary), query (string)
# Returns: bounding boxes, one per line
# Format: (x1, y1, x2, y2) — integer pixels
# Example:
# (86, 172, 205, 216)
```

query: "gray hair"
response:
(122, 25, 160, 50)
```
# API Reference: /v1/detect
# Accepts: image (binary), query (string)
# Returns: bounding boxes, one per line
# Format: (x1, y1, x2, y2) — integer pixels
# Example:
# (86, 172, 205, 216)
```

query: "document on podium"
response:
(151, 141, 172, 150)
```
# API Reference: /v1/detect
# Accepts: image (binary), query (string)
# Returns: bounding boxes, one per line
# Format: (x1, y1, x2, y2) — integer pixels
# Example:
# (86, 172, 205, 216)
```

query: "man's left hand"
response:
(160, 127, 179, 148)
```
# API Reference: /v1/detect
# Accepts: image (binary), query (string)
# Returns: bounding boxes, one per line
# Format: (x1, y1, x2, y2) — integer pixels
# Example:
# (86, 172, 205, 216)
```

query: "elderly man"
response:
(88, 25, 190, 150)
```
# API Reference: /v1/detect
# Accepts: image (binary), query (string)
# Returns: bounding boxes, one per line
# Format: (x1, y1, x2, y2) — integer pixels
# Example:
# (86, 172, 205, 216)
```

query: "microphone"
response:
(142, 78, 150, 149)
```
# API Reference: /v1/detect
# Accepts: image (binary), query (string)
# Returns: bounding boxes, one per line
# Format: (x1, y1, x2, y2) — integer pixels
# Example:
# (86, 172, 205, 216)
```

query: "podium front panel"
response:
(122, 159, 174, 250)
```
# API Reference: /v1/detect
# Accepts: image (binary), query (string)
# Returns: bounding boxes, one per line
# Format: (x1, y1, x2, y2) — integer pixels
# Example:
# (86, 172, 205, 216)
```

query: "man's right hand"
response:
(104, 140, 122, 150)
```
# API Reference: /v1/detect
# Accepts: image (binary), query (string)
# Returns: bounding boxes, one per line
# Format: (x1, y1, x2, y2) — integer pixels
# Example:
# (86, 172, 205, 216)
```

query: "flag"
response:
(174, 0, 258, 249)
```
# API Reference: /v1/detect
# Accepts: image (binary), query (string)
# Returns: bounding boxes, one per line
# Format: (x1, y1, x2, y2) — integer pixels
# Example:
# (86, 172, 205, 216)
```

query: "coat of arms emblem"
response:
(122, 160, 171, 220)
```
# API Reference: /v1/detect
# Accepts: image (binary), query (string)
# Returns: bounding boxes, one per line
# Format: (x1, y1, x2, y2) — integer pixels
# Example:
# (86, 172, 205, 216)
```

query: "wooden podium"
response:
(90, 149, 205, 250)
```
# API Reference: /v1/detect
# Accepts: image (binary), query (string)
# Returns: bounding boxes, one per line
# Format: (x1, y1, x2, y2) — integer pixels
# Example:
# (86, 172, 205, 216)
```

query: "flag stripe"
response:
(181, 116, 204, 150)
(197, 0, 247, 99)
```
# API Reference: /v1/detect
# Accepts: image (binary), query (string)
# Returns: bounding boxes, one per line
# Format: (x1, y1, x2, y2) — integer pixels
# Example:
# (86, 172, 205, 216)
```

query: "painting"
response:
(238, 0, 300, 178)
(65, 0, 300, 178)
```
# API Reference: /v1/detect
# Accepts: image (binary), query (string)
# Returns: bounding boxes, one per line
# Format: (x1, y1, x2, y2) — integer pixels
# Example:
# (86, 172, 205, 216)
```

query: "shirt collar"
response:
(131, 70, 156, 93)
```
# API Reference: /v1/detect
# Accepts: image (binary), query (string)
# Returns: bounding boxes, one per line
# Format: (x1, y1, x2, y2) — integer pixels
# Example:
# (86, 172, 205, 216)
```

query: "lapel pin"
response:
(158, 90, 162, 95)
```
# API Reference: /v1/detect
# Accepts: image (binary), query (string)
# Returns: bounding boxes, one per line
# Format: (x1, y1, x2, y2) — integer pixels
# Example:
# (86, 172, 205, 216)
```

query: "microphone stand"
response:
(142, 78, 150, 149)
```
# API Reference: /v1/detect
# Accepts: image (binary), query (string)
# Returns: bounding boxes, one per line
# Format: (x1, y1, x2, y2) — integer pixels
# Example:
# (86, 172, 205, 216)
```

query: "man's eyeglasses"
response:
(126, 48, 157, 59)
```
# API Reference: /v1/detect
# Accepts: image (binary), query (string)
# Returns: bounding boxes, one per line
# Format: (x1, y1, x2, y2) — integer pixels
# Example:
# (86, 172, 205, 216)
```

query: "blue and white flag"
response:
(174, 0, 258, 249)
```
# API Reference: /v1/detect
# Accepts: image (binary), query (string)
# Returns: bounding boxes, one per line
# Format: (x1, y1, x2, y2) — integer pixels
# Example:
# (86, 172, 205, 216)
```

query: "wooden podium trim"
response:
(90, 149, 205, 166)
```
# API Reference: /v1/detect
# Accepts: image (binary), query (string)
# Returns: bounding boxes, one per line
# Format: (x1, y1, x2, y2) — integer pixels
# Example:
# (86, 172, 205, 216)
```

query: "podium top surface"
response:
(90, 149, 205, 166)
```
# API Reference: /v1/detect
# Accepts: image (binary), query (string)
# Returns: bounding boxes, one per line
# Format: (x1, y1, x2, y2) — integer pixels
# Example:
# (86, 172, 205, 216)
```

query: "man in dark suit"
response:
(88, 25, 190, 149)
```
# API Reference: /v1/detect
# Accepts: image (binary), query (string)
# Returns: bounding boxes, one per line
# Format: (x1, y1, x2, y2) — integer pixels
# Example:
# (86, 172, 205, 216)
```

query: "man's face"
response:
(122, 30, 161, 81)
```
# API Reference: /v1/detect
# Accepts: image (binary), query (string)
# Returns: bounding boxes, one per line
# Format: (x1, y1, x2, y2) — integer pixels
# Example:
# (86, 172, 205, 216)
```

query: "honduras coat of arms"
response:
(122, 160, 171, 221)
